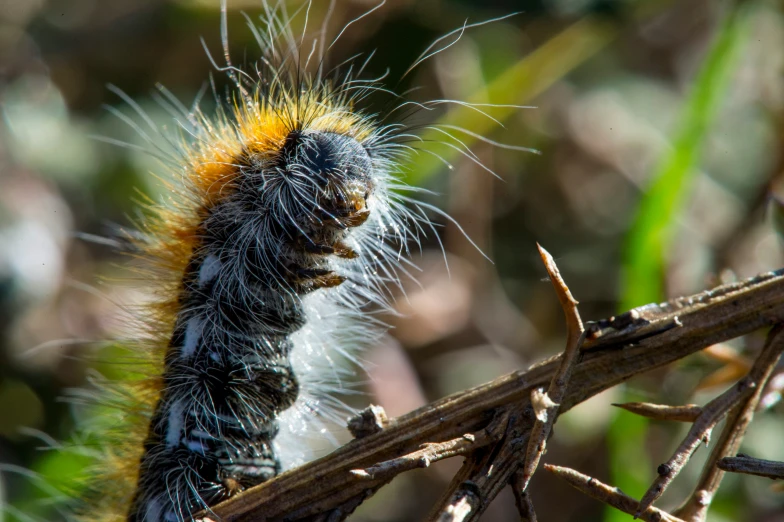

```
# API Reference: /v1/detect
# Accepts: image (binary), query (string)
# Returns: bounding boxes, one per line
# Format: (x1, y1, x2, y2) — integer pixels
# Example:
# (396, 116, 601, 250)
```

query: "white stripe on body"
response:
(143, 498, 162, 522)
(198, 254, 221, 286)
(165, 399, 185, 449)
(181, 316, 203, 359)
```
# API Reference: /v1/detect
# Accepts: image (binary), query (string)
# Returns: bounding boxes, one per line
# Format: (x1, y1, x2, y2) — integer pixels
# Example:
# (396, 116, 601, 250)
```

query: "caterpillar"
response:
(64, 2, 519, 522)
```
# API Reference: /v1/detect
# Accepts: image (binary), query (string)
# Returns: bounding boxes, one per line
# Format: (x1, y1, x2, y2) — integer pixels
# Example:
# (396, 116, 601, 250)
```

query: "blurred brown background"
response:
(1, 0, 783, 520)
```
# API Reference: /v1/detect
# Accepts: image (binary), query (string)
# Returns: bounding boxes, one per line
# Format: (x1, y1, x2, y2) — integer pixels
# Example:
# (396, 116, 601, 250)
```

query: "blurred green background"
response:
(1, 0, 783, 520)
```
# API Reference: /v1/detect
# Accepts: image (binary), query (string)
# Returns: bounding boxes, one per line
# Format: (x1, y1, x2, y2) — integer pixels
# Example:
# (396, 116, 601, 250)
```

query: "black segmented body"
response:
(128, 131, 374, 521)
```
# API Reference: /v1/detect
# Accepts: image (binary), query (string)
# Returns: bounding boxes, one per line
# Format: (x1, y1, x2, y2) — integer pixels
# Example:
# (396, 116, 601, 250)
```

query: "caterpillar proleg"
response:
(64, 2, 518, 522)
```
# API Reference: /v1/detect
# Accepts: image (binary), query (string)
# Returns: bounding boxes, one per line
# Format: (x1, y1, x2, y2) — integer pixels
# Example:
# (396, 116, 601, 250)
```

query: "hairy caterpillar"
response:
(64, 2, 520, 522)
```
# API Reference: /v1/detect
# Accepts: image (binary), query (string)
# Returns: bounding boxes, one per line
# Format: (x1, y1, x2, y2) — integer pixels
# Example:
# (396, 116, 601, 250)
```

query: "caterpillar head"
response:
(254, 128, 377, 290)
(281, 129, 374, 226)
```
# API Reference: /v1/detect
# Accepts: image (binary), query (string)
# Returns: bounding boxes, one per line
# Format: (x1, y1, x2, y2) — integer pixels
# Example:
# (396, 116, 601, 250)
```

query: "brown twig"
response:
(717, 455, 784, 480)
(430, 246, 583, 521)
(517, 245, 585, 492)
(351, 411, 509, 481)
(511, 471, 538, 521)
(428, 412, 532, 522)
(544, 464, 684, 522)
(674, 324, 784, 522)
(207, 268, 784, 522)
(612, 402, 702, 422)
(636, 379, 755, 516)
(350, 434, 488, 481)
(347, 404, 389, 438)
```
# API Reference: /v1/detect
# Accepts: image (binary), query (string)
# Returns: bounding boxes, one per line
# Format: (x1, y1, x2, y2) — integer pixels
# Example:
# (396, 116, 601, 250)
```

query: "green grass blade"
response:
(406, 17, 616, 185)
(608, 6, 750, 521)
(620, 5, 750, 311)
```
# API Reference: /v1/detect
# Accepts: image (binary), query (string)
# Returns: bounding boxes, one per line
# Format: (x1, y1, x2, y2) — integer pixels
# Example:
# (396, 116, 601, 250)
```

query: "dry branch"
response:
(517, 245, 585, 492)
(351, 411, 509, 481)
(206, 268, 784, 522)
(636, 378, 754, 515)
(544, 464, 684, 522)
(717, 455, 784, 480)
(675, 325, 784, 521)
(612, 402, 702, 422)
(511, 471, 538, 521)
(426, 249, 583, 522)
(428, 412, 531, 522)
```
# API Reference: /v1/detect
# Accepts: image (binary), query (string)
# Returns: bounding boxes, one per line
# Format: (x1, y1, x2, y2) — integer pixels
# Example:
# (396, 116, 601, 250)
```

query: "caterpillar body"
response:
(128, 122, 387, 521)
(77, 5, 414, 522)
(69, 2, 513, 522)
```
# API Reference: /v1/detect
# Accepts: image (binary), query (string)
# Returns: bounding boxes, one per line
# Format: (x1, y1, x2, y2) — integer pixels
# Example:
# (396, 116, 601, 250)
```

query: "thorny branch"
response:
(543, 464, 685, 522)
(517, 245, 585, 493)
(612, 402, 703, 422)
(510, 472, 538, 522)
(636, 326, 784, 518)
(424, 245, 587, 522)
(674, 324, 784, 522)
(207, 260, 784, 522)
(350, 410, 509, 482)
(636, 374, 756, 515)
(717, 455, 784, 480)
(428, 413, 531, 522)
